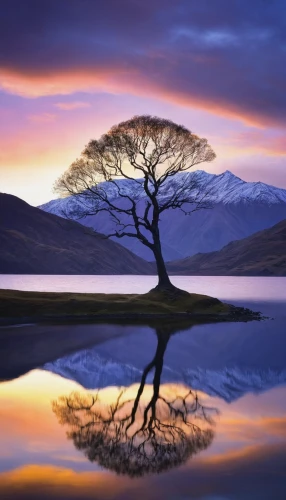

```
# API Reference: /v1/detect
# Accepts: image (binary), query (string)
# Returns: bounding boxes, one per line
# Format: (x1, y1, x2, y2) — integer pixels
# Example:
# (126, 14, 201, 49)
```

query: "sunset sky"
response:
(1, 0, 285, 205)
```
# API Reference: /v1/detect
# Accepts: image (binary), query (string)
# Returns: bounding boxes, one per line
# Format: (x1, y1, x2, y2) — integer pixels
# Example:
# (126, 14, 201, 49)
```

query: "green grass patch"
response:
(0, 288, 230, 319)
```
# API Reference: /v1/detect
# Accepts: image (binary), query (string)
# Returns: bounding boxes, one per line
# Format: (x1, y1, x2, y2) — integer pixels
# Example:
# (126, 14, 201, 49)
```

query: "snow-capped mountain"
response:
(41, 170, 286, 213)
(148, 170, 286, 206)
(43, 348, 286, 403)
(40, 170, 286, 261)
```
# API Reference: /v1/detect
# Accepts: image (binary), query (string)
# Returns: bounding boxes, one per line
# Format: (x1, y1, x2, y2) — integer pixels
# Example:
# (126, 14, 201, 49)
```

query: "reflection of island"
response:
(53, 326, 217, 477)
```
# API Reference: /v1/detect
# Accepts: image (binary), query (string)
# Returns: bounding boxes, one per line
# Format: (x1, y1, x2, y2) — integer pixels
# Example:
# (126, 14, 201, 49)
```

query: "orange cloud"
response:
(0, 67, 282, 129)
(0, 68, 128, 97)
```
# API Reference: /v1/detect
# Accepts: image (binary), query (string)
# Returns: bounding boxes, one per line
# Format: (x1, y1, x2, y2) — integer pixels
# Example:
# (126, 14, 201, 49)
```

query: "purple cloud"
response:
(0, 0, 285, 126)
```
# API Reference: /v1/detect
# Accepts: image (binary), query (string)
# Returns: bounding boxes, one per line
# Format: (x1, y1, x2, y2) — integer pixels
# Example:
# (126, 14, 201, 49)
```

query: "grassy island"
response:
(0, 288, 262, 325)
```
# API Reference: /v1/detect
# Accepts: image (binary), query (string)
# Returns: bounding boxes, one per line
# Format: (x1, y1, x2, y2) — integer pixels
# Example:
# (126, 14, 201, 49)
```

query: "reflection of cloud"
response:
(219, 415, 286, 441)
(255, 416, 286, 438)
(55, 101, 91, 111)
(0, 465, 122, 499)
(52, 454, 89, 463)
(1, 443, 286, 499)
(198, 442, 286, 472)
(203, 443, 268, 465)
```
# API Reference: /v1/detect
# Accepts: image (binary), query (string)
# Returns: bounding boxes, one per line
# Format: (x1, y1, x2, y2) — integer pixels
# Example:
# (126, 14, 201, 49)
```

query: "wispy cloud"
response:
(28, 113, 56, 123)
(230, 130, 286, 156)
(55, 101, 91, 111)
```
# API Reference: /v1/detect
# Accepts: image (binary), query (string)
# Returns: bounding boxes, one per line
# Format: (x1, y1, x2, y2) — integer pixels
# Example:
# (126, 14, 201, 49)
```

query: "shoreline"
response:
(0, 289, 263, 326)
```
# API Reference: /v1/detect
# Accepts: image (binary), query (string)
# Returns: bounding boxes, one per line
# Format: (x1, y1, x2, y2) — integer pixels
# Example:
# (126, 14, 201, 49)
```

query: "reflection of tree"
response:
(53, 326, 217, 477)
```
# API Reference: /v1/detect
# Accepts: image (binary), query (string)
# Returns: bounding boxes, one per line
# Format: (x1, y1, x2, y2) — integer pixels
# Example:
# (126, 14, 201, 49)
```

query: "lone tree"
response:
(55, 115, 216, 292)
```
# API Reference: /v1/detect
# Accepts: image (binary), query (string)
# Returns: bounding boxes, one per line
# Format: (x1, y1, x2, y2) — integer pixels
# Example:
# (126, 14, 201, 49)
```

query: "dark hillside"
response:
(0, 193, 153, 275)
(168, 220, 286, 276)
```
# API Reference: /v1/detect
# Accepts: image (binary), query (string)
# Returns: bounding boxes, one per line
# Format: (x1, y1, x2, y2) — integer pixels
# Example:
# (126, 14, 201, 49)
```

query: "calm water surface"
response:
(1, 274, 286, 302)
(0, 276, 286, 499)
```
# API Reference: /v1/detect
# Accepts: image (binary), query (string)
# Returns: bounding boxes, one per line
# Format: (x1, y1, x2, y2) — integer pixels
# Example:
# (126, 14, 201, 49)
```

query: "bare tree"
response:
(53, 327, 217, 477)
(54, 115, 216, 292)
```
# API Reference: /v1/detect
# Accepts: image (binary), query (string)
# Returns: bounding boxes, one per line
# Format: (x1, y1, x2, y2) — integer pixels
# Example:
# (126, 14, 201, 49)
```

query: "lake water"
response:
(0, 276, 286, 499)
(1, 274, 286, 302)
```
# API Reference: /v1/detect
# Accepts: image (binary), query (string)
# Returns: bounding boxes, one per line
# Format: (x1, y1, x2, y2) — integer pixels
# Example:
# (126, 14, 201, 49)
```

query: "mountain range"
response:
(0, 193, 152, 274)
(168, 219, 286, 276)
(2, 170, 286, 276)
(40, 170, 286, 262)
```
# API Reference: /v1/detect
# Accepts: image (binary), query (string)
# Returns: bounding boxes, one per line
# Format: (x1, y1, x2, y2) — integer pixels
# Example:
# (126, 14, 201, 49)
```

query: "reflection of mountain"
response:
(43, 310, 286, 403)
(184, 367, 286, 402)
(0, 322, 140, 382)
(44, 349, 141, 388)
(43, 348, 286, 403)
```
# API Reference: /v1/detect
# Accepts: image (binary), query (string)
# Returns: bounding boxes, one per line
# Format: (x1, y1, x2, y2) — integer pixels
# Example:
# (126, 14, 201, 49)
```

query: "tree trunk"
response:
(152, 239, 174, 290)
(151, 230, 189, 297)
(151, 214, 183, 294)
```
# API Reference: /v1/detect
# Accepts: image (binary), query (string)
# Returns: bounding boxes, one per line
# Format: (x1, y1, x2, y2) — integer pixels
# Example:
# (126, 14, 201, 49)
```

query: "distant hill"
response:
(0, 193, 153, 275)
(40, 170, 286, 261)
(167, 220, 286, 276)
